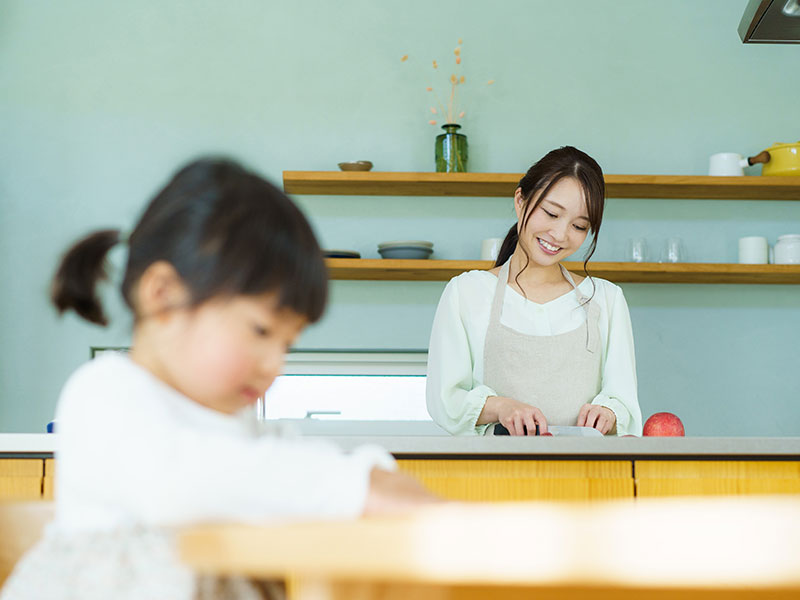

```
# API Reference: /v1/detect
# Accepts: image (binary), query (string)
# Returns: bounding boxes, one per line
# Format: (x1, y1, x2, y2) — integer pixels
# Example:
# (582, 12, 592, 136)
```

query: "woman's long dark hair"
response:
(495, 146, 605, 289)
(51, 158, 328, 326)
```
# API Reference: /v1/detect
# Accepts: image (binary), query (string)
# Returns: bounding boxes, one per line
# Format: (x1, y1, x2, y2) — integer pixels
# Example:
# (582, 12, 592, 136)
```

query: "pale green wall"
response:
(1, 0, 798, 434)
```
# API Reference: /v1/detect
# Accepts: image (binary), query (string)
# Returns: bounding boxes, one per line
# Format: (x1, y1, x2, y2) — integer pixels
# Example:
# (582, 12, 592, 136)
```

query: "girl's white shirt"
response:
(54, 353, 395, 533)
(426, 269, 642, 436)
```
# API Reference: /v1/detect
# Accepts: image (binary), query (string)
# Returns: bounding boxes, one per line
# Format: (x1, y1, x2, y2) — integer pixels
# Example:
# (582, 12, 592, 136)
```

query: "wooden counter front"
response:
(0, 460, 44, 501)
(398, 459, 634, 501)
(396, 457, 800, 502)
(635, 460, 800, 497)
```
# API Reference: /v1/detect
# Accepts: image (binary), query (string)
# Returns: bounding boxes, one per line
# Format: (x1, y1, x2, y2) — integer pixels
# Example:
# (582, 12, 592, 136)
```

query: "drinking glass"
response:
(628, 238, 648, 263)
(660, 237, 685, 263)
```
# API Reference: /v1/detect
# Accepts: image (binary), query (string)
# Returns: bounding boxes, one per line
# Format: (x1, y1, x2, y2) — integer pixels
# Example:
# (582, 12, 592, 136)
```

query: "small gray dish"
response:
(338, 160, 373, 172)
(378, 246, 434, 259)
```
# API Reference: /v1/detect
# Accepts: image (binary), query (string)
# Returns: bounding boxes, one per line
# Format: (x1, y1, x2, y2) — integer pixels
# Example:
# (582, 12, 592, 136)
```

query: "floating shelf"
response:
(284, 171, 800, 200)
(325, 259, 800, 284)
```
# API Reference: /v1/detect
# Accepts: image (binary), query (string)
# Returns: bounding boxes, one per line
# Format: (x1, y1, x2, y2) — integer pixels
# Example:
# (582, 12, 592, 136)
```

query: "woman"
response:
(426, 146, 642, 436)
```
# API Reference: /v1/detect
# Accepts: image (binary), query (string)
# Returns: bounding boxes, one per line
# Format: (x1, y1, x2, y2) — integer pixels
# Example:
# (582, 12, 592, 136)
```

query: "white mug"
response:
(738, 236, 768, 264)
(709, 152, 748, 176)
(481, 238, 503, 261)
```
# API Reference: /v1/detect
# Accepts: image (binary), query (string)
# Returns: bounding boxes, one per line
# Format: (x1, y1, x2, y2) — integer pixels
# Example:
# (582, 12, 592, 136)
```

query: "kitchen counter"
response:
(4, 427, 799, 502)
(2, 429, 800, 459)
(307, 435, 800, 459)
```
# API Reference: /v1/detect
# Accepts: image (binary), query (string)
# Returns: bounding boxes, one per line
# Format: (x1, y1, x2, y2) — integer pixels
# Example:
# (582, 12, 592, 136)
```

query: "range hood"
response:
(739, 0, 800, 43)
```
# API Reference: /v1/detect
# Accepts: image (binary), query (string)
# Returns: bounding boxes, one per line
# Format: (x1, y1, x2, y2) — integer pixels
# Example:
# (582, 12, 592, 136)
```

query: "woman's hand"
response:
(577, 404, 616, 434)
(479, 396, 548, 436)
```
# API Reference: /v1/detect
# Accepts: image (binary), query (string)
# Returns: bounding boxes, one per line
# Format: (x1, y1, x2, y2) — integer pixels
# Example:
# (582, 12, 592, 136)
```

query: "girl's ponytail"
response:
(494, 223, 518, 267)
(51, 229, 122, 326)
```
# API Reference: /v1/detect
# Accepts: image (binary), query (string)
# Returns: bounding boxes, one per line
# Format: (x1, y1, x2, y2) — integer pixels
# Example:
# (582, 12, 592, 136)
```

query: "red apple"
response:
(642, 412, 685, 437)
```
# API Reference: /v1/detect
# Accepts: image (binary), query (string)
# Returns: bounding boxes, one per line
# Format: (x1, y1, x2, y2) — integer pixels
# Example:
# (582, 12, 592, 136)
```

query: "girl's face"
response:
(515, 177, 591, 266)
(156, 293, 306, 415)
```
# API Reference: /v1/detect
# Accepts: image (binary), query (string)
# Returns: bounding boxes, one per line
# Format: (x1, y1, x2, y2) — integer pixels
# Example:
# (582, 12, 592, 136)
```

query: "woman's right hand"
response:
(480, 396, 549, 436)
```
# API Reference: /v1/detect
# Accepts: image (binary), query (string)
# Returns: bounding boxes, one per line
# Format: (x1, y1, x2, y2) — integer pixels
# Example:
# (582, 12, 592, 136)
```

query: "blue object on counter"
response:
(46, 420, 57, 433)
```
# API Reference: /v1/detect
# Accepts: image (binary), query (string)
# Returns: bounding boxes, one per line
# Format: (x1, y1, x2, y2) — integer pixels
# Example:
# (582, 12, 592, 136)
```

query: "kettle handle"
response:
(747, 150, 771, 166)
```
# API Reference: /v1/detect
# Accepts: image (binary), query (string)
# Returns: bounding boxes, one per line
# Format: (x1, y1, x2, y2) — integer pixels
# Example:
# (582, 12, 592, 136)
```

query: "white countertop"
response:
(305, 435, 800, 457)
(0, 433, 57, 453)
(1, 425, 799, 457)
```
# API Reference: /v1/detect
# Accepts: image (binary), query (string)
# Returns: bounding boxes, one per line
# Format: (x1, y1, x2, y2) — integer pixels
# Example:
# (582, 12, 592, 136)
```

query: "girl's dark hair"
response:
(495, 145, 605, 286)
(51, 158, 328, 326)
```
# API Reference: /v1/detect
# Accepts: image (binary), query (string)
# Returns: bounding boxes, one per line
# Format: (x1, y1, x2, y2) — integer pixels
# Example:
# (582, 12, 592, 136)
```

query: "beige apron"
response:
(483, 260, 603, 434)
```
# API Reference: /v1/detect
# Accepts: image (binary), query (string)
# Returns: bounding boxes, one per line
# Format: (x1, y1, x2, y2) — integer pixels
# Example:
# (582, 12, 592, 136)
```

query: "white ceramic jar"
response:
(774, 234, 800, 264)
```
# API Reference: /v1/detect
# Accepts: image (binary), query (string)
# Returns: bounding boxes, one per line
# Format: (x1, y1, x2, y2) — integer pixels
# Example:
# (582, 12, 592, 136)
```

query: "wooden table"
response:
(179, 496, 800, 599)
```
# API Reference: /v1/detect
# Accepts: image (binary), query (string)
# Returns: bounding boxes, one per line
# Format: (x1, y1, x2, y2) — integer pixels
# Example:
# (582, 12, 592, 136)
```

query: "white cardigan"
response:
(426, 269, 642, 436)
(54, 353, 394, 532)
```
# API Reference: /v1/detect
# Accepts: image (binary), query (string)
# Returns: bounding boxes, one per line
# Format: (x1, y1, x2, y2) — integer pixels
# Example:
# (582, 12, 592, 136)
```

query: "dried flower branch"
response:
(401, 39, 494, 126)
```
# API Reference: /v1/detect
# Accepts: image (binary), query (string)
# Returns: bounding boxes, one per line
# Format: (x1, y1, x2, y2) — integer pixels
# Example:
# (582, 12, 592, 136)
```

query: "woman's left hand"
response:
(577, 404, 616, 434)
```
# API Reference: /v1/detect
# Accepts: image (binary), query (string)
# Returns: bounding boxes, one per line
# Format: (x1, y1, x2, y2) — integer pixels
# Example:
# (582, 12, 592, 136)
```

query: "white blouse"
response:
(426, 269, 642, 436)
(54, 354, 395, 533)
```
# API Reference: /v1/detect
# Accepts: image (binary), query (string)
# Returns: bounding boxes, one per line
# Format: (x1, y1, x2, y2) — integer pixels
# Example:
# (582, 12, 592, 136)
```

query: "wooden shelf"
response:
(288, 171, 800, 285)
(284, 171, 800, 200)
(326, 259, 800, 284)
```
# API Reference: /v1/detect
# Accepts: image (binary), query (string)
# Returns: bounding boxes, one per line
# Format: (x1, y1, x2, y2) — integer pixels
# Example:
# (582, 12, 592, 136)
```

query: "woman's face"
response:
(515, 177, 591, 266)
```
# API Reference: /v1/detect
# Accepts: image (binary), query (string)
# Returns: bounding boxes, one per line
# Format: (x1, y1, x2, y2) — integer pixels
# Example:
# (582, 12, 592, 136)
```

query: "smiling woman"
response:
(426, 146, 643, 438)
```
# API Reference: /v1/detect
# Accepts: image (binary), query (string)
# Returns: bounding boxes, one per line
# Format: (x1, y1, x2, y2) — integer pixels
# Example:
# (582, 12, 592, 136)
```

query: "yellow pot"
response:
(748, 142, 800, 176)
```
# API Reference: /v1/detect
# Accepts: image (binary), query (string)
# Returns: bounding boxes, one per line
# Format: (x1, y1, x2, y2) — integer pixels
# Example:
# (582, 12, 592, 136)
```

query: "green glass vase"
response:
(435, 123, 468, 172)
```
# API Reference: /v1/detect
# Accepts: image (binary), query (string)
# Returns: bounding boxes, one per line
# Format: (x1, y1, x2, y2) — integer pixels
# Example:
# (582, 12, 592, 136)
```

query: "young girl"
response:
(1, 158, 434, 599)
(426, 146, 642, 437)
